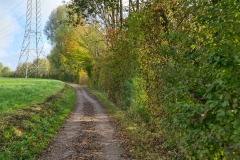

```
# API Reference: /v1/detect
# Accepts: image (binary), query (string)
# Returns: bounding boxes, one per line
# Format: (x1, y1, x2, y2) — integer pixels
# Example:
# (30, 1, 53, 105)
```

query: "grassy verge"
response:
(86, 88, 167, 160)
(0, 84, 76, 160)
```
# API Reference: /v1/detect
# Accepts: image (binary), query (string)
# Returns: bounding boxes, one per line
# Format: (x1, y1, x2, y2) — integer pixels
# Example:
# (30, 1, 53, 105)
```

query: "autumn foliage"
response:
(46, 1, 240, 159)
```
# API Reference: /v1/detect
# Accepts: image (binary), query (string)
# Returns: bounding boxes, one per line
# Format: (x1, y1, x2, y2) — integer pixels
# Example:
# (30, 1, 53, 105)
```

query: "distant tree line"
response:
(0, 63, 14, 77)
(15, 58, 50, 78)
(0, 58, 50, 79)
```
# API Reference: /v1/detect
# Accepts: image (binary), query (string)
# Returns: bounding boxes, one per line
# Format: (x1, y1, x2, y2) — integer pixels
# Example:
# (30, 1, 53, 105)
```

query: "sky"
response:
(0, 0, 70, 70)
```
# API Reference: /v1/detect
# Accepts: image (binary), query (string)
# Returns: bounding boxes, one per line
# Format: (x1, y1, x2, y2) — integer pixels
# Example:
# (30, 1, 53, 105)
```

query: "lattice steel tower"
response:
(18, 0, 47, 78)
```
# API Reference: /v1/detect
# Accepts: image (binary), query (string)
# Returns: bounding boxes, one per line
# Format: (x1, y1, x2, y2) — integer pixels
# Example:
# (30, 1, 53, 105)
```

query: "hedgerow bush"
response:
(126, 1, 240, 159)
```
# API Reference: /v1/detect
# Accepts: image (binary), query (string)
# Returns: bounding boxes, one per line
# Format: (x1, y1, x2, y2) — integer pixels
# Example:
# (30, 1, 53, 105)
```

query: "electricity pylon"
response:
(18, 0, 48, 78)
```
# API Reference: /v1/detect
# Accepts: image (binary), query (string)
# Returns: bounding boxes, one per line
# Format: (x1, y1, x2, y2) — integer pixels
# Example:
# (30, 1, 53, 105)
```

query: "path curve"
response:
(38, 84, 126, 160)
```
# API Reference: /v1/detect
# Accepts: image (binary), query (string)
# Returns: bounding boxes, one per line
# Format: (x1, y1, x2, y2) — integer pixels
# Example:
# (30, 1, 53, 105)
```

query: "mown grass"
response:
(0, 78, 76, 160)
(0, 78, 65, 115)
(86, 88, 168, 160)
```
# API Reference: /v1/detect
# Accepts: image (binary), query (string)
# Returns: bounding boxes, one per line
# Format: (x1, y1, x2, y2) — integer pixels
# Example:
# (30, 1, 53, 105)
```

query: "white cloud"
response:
(0, 49, 8, 58)
(0, 14, 20, 48)
(43, 42, 52, 54)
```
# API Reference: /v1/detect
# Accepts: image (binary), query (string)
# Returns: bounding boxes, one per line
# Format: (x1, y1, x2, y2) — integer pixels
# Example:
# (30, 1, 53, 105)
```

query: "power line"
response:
(0, 0, 26, 38)
(0, 14, 26, 34)
(0, 0, 26, 17)
(0, 27, 24, 41)
(0, 13, 27, 41)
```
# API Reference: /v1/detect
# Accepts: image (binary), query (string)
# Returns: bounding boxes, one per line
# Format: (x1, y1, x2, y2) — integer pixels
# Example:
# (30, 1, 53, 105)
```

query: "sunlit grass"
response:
(0, 78, 65, 114)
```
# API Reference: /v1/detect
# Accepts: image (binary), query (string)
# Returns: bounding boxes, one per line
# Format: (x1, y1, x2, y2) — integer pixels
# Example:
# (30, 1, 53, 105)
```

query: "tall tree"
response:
(45, 5, 93, 82)
(2, 66, 11, 77)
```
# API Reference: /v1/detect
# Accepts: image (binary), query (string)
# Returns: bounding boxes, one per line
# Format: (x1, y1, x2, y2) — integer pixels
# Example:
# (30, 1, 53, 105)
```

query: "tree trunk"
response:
(112, 3, 116, 28)
(137, 0, 140, 11)
(119, 0, 123, 29)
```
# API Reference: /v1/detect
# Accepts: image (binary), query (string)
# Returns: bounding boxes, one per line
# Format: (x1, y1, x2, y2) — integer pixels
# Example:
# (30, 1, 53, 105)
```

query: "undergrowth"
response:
(86, 88, 175, 160)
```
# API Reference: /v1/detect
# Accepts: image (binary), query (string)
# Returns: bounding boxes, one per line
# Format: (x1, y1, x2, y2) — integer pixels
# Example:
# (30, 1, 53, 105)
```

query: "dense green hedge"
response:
(143, 1, 239, 159)
(90, 1, 240, 159)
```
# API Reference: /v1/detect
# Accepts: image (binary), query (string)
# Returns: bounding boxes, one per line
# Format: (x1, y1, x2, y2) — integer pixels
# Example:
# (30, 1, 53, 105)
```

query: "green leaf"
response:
(222, 100, 229, 107)
(217, 109, 225, 118)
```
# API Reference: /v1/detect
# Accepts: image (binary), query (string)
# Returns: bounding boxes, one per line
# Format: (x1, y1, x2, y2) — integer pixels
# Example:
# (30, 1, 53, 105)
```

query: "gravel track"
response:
(38, 84, 126, 160)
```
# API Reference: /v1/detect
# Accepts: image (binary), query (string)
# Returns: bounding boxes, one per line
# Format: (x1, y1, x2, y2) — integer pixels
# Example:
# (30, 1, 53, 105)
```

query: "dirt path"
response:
(38, 84, 126, 160)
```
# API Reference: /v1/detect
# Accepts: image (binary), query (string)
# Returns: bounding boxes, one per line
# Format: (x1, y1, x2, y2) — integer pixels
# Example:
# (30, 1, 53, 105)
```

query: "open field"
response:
(0, 78, 65, 115)
(0, 78, 76, 159)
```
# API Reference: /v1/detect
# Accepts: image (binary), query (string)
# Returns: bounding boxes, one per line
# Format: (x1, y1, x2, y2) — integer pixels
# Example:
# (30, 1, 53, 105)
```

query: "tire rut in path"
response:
(38, 85, 126, 160)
